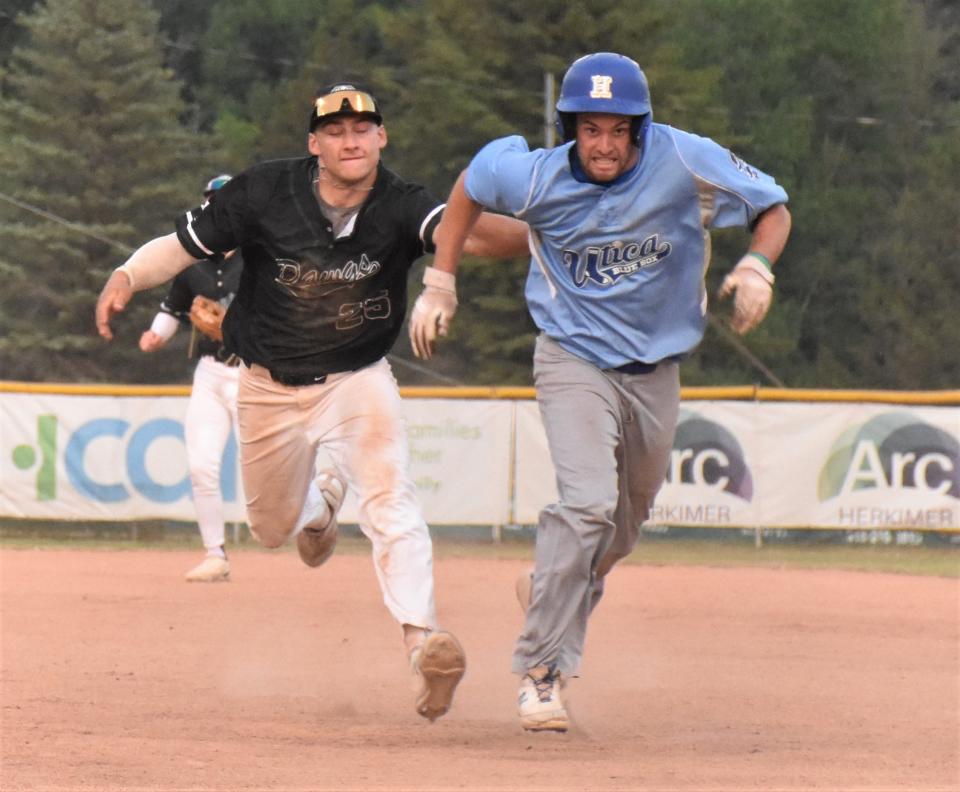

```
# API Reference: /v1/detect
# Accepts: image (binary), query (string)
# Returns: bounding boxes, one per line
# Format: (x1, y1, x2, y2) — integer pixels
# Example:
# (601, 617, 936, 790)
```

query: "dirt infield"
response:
(1, 546, 957, 792)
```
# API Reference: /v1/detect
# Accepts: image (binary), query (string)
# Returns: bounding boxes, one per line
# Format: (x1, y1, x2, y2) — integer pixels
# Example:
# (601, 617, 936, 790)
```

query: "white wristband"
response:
(735, 254, 775, 286)
(149, 311, 179, 340)
(423, 266, 456, 292)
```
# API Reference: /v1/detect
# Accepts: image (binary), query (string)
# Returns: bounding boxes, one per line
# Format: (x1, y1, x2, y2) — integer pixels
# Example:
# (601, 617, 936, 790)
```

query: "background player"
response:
(138, 174, 242, 583)
(410, 52, 792, 731)
(95, 83, 529, 721)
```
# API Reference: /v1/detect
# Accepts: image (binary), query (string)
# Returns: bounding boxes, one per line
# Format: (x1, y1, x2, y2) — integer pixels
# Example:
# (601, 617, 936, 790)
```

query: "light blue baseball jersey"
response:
(464, 124, 788, 368)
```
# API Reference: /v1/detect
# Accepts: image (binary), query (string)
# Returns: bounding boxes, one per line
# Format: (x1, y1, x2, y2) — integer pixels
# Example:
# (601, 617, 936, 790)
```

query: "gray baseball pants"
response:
(511, 334, 680, 676)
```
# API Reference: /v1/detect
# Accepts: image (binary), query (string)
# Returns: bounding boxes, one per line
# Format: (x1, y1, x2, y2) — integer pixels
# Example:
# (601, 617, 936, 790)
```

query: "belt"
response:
(611, 360, 659, 375)
(215, 351, 241, 367)
(609, 355, 684, 376)
(245, 359, 368, 386)
(268, 369, 329, 386)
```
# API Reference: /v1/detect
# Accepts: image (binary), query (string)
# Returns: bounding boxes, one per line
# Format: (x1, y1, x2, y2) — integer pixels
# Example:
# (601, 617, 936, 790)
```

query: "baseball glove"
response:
(189, 295, 226, 341)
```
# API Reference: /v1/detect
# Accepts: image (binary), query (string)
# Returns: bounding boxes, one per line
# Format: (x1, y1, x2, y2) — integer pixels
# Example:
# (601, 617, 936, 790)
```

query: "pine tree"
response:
(0, 0, 215, 382)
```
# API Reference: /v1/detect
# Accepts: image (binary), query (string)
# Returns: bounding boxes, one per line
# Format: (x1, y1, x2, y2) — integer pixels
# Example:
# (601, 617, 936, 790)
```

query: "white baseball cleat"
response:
(518, 666, 568, 732)
(296, 469, 346, 568)
(410, 630, 466, 722)
(184, 556, 230, 583)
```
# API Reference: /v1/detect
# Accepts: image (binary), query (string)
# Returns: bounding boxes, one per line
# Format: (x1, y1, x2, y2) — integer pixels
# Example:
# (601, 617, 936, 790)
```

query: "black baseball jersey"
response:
(174, 157, 444, 378)
(158, 252, 244, 360)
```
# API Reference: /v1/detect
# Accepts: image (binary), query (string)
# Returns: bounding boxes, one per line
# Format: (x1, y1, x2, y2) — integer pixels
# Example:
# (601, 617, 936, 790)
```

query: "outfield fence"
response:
(2, 381, 957, 536)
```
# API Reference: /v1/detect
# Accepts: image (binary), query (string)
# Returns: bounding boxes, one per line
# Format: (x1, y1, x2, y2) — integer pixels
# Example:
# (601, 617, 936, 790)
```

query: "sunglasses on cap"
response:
(310, 89, 382, 129)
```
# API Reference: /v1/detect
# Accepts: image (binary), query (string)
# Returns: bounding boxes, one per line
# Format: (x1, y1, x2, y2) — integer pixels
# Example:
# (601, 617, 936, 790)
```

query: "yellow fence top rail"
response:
(2, 381, 959, 405)
(0, 381, 192, 396)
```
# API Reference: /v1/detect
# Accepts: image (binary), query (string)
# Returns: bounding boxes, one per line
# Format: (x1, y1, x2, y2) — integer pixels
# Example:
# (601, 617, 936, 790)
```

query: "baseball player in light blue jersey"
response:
(410, 52, 791, 732)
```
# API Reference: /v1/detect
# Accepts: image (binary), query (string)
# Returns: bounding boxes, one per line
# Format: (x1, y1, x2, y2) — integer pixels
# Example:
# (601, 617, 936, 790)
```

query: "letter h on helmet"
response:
(555, 52, 652, 144)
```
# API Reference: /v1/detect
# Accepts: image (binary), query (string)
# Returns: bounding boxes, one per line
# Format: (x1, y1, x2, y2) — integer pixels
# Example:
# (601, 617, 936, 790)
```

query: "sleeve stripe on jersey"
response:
(419, 203, 445, 244)
(528, 229, 558, 299)
(668, 129, 760, 216)
(517, 158, 543, 218)
(184, 210, 216, 257)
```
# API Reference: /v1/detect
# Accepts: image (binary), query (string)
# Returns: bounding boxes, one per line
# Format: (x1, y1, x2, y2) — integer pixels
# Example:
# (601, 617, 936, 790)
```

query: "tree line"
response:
(1, 0, 957, 388)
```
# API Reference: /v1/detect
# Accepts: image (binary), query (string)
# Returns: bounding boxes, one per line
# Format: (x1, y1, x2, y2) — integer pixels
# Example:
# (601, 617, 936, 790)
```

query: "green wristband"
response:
(748, 252, 772, 271)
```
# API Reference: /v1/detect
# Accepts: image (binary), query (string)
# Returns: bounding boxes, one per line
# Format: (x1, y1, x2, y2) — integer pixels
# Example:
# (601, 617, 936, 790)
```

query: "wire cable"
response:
(0, 189, 784, 386)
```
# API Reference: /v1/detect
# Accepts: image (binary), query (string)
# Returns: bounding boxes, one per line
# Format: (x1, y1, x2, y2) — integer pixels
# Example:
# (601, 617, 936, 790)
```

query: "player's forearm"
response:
(747, 204, 791, 268)
(466, 212, 529, 258)
(433, 171, 482, 274)
(116, 233, 199, 291)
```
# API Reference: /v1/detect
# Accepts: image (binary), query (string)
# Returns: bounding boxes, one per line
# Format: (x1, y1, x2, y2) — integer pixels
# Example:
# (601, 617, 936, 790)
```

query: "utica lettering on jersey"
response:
(564, 234, 672, 287)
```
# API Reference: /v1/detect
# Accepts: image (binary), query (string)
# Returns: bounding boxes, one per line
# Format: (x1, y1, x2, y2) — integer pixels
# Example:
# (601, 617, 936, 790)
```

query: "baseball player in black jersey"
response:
(96, 83, 529, 721)
(139, 175, 243, 583)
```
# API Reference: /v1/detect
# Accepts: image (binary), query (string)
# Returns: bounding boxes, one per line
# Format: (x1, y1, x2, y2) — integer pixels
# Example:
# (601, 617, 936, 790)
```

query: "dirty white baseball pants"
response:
(512, 334, 680, 676)
(184, 356, 239, 551)
(237, 359, 437, 630)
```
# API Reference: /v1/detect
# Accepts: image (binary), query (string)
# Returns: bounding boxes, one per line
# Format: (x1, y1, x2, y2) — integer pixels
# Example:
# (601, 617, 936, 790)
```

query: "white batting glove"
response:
(718, 254, 775, 335)
(409, 267, 458, 359)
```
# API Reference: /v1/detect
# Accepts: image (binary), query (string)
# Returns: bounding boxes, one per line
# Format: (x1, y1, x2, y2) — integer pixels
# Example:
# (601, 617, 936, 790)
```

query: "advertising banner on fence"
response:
(757, 403, 959, 530)
(2, 391, 957, 530)
(651, 402, 764, 529)
(0, 393, 515, 525)
(1, 392, 246, 522)
(512, 400, 958, 530)
(400, 399, 514, 524)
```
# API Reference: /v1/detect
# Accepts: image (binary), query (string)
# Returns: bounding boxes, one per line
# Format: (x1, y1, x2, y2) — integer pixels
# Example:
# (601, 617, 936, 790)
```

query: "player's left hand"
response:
(718, 254, 775, 335)
(95, 270, 134, 341)
(139, 330, 166, 352)
(409, 267, 458, 359)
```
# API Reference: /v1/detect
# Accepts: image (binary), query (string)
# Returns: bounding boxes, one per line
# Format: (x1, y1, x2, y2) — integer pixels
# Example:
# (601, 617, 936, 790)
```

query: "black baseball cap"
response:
(309, 83, 382, 131)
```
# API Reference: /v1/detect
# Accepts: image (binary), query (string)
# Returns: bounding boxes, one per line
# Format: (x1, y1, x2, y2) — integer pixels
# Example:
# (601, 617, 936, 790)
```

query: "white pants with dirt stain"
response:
(237, 359, 437, 631)
(185, 356, 240, 551)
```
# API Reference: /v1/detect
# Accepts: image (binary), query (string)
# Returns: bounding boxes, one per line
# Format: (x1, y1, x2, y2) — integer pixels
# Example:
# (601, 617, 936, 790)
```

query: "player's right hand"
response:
(718, 254, 775, 335)
(139, 330, 164, 352)
(95, 270, 134, 341)
(409, 267, 458, 359)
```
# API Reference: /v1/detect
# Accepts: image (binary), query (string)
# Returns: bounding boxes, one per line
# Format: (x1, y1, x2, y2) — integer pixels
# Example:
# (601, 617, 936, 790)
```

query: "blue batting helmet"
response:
(203, 174, 232, 196)
(555, 52, 652, 144)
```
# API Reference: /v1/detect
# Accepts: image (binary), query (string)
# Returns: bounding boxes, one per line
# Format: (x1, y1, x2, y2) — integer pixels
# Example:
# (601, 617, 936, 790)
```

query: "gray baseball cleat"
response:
(296, 469, 346, 568)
